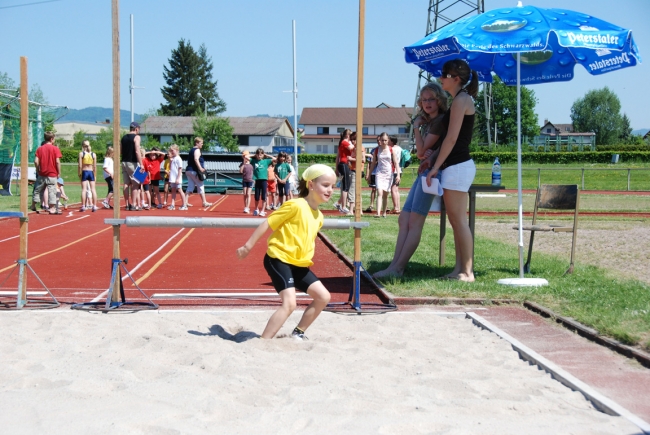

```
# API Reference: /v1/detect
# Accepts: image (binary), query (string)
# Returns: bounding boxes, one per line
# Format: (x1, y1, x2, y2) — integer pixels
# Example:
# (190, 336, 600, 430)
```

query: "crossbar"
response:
(105, 217, 370, 230)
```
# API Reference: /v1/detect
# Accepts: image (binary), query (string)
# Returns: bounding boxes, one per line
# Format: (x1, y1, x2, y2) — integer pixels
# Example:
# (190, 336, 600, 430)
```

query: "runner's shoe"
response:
(179, 206, 188, 211)
(291, 327, 308, 341)
(334, 203, 342, 211)
(80, 206, 86, 212)
(259, 211, 266, 217)
(253, 209, 259, 216)
(244, 207, 250, 214)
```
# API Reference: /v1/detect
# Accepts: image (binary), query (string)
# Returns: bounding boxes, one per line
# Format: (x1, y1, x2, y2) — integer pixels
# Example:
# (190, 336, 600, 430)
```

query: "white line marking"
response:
(476, 193, 507, 198)
(0, 215, 90, 243)
(0, 291, 47, 296)
(90, 228, 186, 303)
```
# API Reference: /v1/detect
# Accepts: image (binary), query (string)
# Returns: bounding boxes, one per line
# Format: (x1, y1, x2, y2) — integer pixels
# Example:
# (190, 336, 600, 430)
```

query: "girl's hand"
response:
(413, 115, 424, 128)
(417, 159, 431, 175)
(423, 149, 433, 159)
(425, 168, 439, 186)
(236, 245, 250, 259)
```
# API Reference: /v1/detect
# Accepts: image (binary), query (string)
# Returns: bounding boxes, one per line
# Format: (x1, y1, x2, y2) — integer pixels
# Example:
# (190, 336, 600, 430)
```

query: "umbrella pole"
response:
(498, 53, 547, 287)
(516, 52, 525, 279)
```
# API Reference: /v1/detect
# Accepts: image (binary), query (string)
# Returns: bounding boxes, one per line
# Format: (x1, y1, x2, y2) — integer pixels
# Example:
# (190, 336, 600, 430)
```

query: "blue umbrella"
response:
(404, 3, 641, 285)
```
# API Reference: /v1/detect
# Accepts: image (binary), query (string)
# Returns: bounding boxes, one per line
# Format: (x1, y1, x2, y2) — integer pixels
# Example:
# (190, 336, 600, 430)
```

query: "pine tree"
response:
(160, 40, 226, 117)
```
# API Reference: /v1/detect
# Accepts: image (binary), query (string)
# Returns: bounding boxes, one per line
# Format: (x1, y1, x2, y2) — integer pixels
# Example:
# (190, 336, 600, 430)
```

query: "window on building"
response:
(546, 128, 551, 133)
(337, 127, 345, 133)
(362, 127, 368, 135)
(398, 127, 407, 134)
(316, 145, 322, 152)
(565, 127, 571, 132)
(317, 127, 329, 135)
(237, 135, 249, 146)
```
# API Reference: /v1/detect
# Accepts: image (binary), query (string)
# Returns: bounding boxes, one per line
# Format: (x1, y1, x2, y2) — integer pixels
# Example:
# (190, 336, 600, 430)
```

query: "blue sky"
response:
(1, 0, 648, 130)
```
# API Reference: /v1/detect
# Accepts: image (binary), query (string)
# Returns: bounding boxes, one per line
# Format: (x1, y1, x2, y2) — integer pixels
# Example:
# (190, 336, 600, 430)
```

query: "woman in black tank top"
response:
(425, 59, 479, 283)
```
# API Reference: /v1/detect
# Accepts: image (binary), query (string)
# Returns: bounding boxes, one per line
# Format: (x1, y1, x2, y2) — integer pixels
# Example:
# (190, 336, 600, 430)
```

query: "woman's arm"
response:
(366, 152, 377, 180)
(93, 153, 97, 176)
(78, 152, 82, 178)
(237, 219, 270, 259)
(193, 149, 204, 172)
(392, 149, 401, 182)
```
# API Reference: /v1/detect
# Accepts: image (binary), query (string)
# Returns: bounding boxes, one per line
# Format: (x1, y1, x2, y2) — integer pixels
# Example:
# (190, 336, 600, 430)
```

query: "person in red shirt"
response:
(32, 131, 62, 215)
(334, 129, 354, 215)
(144, 148, 166, 209)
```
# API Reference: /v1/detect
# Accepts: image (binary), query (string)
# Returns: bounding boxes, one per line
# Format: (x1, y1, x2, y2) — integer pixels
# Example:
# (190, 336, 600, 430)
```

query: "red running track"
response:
(0, 195, 385, 308)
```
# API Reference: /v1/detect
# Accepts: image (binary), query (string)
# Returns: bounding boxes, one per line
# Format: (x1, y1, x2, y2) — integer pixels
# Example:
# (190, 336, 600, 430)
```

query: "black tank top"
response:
(120, 133, 138, 163)
(187, 147, 204, 172)
(441, 109, 474, 169)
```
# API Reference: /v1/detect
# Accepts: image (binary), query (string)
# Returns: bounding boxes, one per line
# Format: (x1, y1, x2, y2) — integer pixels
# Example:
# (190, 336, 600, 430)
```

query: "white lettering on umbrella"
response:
(588, 53, 631, 72)
(567, 32, 620, 46)
(410, 44, 452, 60)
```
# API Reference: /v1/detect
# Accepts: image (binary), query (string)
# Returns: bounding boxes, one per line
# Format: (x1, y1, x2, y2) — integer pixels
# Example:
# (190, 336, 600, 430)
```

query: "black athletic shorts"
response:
(263, 254, 319, 293)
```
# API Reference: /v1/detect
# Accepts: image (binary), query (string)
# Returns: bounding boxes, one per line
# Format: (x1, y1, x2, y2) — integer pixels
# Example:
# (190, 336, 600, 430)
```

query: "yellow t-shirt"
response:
(266, 198, 323, 267)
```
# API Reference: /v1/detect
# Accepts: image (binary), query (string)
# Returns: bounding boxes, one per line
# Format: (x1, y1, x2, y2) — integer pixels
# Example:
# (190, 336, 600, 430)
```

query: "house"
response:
(52, 121, 115, 143)
(139, 116, 295, 153)
(539, 119, 595, 141)
(299, 104, 413, 154)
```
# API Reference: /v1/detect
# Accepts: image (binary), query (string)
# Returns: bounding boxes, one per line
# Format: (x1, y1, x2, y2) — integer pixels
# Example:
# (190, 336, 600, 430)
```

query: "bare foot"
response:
(373, 268, 403, 279)
(457, 272, 475, 283)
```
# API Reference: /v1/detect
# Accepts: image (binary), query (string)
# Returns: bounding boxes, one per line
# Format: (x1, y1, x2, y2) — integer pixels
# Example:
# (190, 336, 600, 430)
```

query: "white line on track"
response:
(0, 214, 90, 243)
(89, 228, 187, 303)
(151, 292, 311, 299)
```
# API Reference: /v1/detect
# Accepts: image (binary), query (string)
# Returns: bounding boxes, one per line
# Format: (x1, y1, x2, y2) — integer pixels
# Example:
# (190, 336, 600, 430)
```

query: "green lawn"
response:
(322, 215, 650, 351)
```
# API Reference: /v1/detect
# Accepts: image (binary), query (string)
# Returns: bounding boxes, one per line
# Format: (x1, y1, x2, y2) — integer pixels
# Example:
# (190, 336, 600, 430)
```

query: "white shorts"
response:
(440, 159, 476, 192)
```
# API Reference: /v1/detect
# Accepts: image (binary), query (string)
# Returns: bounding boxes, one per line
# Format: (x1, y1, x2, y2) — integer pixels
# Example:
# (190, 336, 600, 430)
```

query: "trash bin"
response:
(611, 154, 620, 164)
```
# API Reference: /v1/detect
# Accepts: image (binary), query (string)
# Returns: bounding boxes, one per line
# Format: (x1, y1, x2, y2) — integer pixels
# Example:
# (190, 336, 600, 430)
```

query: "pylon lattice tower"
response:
(411, 0, 494, 147)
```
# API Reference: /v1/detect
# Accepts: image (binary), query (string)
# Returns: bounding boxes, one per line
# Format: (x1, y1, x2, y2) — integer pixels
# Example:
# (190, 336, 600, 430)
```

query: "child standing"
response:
(102, 147, 114, 209)
(249, 148, 276, 217)
(145, 148, 166, 209)
(266, 160, 278, 210)
(56, 177, 68, 211)
(140, 148, 151, 210)
(239, 151, 253, 213)
(162, 154, 171, 207)
(287, 155, 298, 198)
(237, 164, 335, 340)
(167, 144, 188, 211)
(274, 152, 293, 207)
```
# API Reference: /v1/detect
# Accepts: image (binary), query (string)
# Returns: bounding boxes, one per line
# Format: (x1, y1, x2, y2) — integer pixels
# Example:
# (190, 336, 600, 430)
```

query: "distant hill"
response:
(58, 107, 143, 126)
(632, 129, 649, 137)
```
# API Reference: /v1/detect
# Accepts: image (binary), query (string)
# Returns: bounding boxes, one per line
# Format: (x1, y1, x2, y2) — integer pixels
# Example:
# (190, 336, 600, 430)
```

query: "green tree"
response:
(475, 76, 538, 146)
(570, 87, 623, 145)
(197, 44, 226, 116)
(160, 40, 226, 117)
(193, 115, 238, 152)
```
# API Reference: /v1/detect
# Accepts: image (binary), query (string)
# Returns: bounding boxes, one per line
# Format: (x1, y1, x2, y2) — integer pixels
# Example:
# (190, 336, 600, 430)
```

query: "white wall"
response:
(303, 124, 405, 136)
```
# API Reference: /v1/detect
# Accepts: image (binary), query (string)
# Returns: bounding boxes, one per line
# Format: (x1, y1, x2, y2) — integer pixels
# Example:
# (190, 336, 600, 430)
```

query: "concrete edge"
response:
(524, 301, 650, 370)
(316, 232, 395, 305)
(394, 297, 519, 306)
(466, 312, 650, 434)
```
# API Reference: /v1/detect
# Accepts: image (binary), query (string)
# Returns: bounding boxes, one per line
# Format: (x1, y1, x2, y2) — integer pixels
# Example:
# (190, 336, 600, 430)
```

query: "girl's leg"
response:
(374, 211, 427, 278)
(261, 288, 297, 339)
(81, 180, 88, 209)
(90, 181, 98, 208)
(381, 191, 389, 216)
(295, 281, 331, 333)
(163, 181, 169, 205)
(443, 189, 474, 281)
(375, 189, 383, 217)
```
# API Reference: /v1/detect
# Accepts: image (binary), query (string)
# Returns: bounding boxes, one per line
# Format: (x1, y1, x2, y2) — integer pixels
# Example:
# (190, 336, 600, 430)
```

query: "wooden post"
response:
(111, 0, 121, 303)
(18, 57, 29, 306)
(354, 0, 365, 273)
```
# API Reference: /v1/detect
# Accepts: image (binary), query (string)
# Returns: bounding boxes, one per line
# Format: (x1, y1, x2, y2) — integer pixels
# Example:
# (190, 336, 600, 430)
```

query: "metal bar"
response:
(106, 217, 369, 230)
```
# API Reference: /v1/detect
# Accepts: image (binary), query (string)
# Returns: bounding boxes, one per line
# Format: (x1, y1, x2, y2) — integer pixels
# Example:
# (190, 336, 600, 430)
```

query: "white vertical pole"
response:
(130, 14, 134, 123)
(292, 20, 298, 173)
(516, 53, 524, 278)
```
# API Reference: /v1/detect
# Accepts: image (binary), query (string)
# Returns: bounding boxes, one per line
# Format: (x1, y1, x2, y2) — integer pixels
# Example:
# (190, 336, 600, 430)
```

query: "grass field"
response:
(322, 214, 650, 352)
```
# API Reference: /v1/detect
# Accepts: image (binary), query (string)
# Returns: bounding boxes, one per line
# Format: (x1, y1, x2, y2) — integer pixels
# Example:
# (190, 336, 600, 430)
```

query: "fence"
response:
(402, 167, 649, 191)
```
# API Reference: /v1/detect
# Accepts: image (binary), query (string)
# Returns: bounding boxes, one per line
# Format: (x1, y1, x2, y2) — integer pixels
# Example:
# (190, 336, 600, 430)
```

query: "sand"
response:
(0, 309, 640, 434)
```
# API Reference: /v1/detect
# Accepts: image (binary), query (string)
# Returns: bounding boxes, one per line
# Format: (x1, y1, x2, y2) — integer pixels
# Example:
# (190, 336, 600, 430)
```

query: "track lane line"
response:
(0, 215, 90, 243)
(89, 228, 187, 302)
(133, 228, 196, 286)
(0, 227, 111, 273)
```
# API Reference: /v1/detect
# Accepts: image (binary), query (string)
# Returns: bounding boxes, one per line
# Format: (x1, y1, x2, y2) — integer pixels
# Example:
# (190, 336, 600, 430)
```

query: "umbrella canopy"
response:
(404, 4, 641, 85)
(404, 3, 641, 284)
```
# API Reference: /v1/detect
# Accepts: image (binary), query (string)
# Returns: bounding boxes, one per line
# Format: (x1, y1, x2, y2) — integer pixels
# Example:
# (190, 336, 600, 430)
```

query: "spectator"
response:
(267, 160, 278, 210)
(334, 129, 354, 214)
(367, 133, 399, 218)
(167, 144, 188, 211)
(144, 147, 166, 209)
(239, 151, 253, 213)
(102, 146, 114, 209)
(31, 131, 62, 215)
(78, 140, 98, 212)
(250, 148, 276, 216)
(185, 137, 212, 208)
(121, 122, 143, 211)
(389, 136, 402, 214)
(274, 152, 292, 207)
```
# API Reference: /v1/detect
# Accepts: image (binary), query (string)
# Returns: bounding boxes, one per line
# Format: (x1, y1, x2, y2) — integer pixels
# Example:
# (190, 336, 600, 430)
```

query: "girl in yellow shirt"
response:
(237, 164, 336, 340)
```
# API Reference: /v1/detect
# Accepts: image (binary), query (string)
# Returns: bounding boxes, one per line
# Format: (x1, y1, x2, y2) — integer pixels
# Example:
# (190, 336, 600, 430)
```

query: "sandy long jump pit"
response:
(0, 309, 641, 434)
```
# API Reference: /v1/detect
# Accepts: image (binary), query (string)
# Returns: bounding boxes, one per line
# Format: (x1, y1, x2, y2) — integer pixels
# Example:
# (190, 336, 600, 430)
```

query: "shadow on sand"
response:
(188, 324, 260, 343)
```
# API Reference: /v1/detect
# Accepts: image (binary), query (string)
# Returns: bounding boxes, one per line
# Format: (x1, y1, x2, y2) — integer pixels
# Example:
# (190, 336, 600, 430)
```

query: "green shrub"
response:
(470, 151, 650, 164)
